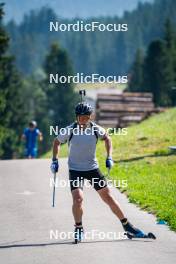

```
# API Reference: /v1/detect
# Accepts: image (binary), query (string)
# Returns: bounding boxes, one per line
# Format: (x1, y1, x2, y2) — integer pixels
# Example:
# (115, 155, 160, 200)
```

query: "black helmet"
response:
(75, 102, 93, 116)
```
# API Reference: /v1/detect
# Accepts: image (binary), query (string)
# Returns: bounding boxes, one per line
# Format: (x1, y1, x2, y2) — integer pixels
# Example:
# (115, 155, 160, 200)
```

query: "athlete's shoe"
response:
(121, 219, 144, 237)
(74, 225, 84, 243)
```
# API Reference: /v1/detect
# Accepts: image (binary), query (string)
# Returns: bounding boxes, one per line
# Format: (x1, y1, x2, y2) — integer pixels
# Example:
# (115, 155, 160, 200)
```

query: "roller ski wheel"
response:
(125, 231, 156, 240)
(74, 226, 84, 244)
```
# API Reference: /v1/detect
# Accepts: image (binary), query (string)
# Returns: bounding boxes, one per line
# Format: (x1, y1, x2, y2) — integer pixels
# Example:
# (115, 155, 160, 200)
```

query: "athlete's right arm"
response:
(52, 138, 61, 160)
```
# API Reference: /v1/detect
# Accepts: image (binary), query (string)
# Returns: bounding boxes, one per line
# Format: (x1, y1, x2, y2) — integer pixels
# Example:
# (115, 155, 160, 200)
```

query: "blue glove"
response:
(51, 159, 59, 173)
(106, 157, 114, 169)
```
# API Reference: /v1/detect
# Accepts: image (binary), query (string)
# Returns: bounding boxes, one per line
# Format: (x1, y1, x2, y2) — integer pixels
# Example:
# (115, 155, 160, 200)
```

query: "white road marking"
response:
(16, 190, 35, 195)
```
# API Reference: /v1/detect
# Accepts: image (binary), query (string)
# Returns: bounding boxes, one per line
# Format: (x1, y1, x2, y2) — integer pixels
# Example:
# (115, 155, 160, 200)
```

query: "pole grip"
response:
(79, 89, 86, 102)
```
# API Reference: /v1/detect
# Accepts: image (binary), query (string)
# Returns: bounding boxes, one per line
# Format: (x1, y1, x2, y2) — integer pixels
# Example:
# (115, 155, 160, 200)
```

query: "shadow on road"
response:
(0, 239, 152, 249)
(114, 151, 175, 163)
(0, 240, 73, 249)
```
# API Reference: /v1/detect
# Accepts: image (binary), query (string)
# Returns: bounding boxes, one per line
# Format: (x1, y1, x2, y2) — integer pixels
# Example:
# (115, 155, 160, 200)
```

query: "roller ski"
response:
(125, 231, 156, 239)
(74, 225, 84, 244)
(121, 218, 156, 240)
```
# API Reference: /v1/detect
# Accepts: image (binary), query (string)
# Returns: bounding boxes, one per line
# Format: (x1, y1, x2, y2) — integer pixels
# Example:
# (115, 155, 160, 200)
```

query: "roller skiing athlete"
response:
(50, 90, 156, 243)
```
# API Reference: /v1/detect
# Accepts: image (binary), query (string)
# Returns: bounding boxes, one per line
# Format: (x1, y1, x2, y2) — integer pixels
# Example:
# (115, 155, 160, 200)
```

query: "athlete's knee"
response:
(99, 189, 114, 204)
(72, 190, 83, 206)
(74, 197, 83, 207)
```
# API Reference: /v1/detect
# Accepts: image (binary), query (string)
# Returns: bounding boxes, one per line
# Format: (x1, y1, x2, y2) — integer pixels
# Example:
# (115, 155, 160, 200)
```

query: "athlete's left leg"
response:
(97, 186, 150, 236)
(97, 186, 125, 220)
(89, 169, 146, 236)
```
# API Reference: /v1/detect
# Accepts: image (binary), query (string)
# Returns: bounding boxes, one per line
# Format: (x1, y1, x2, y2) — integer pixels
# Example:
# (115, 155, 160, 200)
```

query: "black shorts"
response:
(69, 168, 107, 192)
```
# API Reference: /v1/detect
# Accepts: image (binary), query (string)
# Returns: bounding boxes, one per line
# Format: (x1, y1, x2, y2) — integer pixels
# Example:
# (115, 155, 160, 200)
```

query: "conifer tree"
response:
(0, 3, 27, 158)
(44, 42, 77, 128)
(128, 48, 144, 92)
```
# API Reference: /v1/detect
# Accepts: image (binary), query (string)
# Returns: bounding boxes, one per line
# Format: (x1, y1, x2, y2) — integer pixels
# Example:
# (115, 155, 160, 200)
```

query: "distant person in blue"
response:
(22, 121, 43, 158)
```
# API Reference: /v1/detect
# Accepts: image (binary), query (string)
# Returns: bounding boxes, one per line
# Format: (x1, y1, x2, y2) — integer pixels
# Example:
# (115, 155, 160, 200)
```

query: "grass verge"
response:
(97, 108, 176, 230)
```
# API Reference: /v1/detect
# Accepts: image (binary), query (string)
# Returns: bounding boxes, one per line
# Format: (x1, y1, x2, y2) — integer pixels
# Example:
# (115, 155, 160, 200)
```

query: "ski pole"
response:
(52, 172, 57, 207)
(107, 168, 110, 179)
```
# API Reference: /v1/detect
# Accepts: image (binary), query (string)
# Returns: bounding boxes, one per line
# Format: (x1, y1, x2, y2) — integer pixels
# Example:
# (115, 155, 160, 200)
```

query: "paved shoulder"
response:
(0, 159, 175, 264)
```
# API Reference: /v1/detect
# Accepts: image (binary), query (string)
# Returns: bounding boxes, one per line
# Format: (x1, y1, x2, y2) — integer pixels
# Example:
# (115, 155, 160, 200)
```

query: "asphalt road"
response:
(0, 159, 176, 264)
